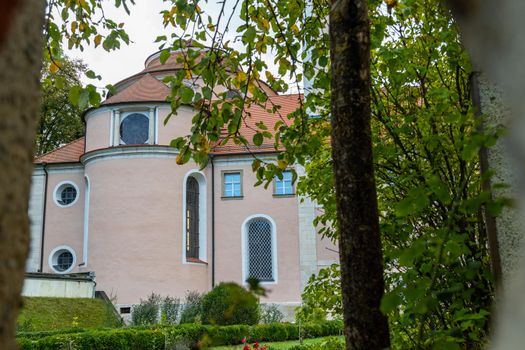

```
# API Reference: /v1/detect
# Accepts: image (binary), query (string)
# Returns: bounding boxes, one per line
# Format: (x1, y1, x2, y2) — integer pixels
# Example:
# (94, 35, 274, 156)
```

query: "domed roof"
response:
(102, 73, 170, 106)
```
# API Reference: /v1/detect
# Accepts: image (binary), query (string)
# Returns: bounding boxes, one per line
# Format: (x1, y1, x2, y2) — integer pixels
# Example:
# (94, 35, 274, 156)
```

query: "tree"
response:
(36, 56, 86, 156)
(0, 1, 46, 348)
(0, 1, 133, 348)
(329, 0, 391, 347)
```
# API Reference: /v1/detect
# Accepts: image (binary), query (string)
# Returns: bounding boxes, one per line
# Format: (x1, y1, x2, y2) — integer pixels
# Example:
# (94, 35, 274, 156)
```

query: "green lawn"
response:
(209, 336, 344, 349)
(16, 297, 121, 331)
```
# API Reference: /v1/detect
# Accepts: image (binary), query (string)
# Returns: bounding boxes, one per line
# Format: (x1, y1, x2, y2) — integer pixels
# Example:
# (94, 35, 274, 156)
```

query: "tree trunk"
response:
(0, 1, 45, 348)
(329, 0, 390, 349)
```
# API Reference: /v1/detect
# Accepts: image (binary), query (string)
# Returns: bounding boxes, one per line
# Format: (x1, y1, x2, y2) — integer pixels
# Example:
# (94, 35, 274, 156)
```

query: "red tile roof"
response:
(102, 73, 171, 105)
(211, 94, 302, 155)
(35, 137, 85, 164)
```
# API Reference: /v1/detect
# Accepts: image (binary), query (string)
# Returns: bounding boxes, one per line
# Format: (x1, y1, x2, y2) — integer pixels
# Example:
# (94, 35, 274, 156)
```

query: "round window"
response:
(49, 247, 76, 273)
(120, 113, 149, 145)
(54, 182, 79, 207)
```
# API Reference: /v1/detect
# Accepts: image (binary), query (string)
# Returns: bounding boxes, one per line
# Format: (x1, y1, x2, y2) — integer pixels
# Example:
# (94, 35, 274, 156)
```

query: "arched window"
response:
(186, 177, 200, 259)
(246, 218, 275, 282)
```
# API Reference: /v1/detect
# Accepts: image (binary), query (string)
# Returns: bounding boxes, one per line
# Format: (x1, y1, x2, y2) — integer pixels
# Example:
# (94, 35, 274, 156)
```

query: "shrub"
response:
(131, 293, 161, 326)
(259, 304, 284, 324)
(161, 296, 181, 325)
(200, 282, 259, 325)
(180, 291, 203, 324)
(16, 320, 343, 349)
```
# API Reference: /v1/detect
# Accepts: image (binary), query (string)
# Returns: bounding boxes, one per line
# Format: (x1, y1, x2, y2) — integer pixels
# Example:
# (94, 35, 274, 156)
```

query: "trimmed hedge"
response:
(17, 320, 343, 349)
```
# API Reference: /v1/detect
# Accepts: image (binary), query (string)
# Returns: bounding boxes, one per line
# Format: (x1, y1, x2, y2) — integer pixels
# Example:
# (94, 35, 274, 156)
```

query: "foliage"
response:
(156, 0, 499, 346)
(43, 0, 502, 347)
(259, 304, 284, 324)
(201, 282, 260, 325)
(15, 297, 121, 332)
(296, 264, 342, 323)
(161, 296, 182, 325)
(180, 290, 203, 324)
(44, 0, 136, 110)
(131, 293, 161, 326)
(16, 320, 343, 350)
(36, 55, 85, 155)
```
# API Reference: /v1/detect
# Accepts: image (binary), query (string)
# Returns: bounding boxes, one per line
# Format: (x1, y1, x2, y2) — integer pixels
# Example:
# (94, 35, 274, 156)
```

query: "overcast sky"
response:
(67, 0, 247, 87)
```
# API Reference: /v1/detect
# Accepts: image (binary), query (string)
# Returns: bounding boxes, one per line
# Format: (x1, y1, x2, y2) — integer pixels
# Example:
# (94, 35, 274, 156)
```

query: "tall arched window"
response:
(186, 177, 200, 259)
(246, 218, 275, 282)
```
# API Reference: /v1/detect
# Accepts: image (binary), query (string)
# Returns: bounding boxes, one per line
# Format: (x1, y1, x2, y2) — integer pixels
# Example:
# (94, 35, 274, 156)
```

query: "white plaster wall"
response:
(22, 278, 95, 298)
(27, 170, 45, 272)
(296, 165, 318, 290)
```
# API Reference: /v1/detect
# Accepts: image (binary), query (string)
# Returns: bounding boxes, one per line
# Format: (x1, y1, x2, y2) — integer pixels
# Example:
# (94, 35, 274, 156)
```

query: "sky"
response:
(68, 0, 177, 86)
(67, 0, 247, 88)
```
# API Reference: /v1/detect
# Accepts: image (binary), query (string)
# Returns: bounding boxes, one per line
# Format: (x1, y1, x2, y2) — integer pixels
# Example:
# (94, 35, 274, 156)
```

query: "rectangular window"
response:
(223, 172, 242, 198)
(120, 307, 131, 314)
(274, 171, 293, 195)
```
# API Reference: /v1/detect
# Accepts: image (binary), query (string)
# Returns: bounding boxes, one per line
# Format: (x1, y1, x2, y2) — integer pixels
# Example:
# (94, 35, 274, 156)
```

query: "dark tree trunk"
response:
(329, 0, 390, 348)
(0, 1, 45, 348)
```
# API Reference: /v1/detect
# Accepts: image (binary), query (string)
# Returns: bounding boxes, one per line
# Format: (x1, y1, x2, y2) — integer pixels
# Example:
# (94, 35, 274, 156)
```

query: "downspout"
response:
(210, 154, 216, 287)
(39, 162, 49, 272)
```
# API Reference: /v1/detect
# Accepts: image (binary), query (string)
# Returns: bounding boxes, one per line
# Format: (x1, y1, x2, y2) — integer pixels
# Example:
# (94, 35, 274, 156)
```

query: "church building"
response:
(26, 49, 337, 317)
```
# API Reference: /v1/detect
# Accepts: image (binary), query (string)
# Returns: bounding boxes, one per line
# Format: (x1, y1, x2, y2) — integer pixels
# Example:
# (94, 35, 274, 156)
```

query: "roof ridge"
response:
(35, 136, 85, 161)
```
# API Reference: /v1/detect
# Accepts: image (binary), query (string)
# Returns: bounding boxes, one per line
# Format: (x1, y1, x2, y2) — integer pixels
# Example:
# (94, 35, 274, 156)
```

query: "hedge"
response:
(17, 320, 343, 349)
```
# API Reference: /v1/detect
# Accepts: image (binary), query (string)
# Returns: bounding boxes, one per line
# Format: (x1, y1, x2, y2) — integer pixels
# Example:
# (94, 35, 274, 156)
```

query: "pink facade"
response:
(28, 50, 337, 314)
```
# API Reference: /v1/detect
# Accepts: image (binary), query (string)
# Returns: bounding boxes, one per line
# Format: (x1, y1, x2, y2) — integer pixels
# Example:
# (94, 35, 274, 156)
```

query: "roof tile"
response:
(102, 73, 170, 105)
(35, 137, 85, 164)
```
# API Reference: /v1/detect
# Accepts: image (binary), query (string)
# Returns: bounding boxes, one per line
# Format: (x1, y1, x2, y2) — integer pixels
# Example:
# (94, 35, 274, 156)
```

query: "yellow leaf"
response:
(261, 19, 270, 31)
(71, 21, 77, 33)
(290, 24, 299, 34)
(278, 159, 288, 169)
(176, 154, 184, 165)
(94, 34, 102, 47)
(235, 71, 247, 87)
(49, 61, 61, 73)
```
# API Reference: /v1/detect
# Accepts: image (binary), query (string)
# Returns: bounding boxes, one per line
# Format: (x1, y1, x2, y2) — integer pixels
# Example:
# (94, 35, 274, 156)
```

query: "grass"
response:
(209, 336, 344, 349)
(16, 297, 121, 332)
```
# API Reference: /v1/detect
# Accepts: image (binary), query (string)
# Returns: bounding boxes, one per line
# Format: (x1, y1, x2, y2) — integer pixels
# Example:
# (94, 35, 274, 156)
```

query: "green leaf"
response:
(159, 49, 171, 64)
(253, 133, 263, 146)
(180, 86, 194, 104)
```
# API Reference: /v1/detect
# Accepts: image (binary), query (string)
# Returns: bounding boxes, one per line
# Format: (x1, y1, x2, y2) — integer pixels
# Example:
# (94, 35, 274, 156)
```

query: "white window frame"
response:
(222, 171, 242, 198)
(48, 246, 77, 274)
(53, 181, 80, 208)
(241, 214, 278, 285)
(181, 170, 207, 264)
(274, 170, 294, 195)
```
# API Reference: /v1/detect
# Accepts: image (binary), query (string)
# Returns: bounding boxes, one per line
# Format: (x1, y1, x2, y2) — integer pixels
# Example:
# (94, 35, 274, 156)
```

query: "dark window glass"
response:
(186, 177, 200, 259)
(120, 113, 149, 144)
(55, 251, 73, 271)
(247, 219, 273, 281)
(120, 307, 131, 314)
(59, 186, 77, 205)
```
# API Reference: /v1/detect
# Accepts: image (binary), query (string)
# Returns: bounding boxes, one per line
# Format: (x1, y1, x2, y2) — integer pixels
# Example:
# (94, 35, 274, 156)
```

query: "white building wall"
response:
(27, 169, 45, 272)
(22, 276, 95, 298)
(296, 165, 318, 290)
